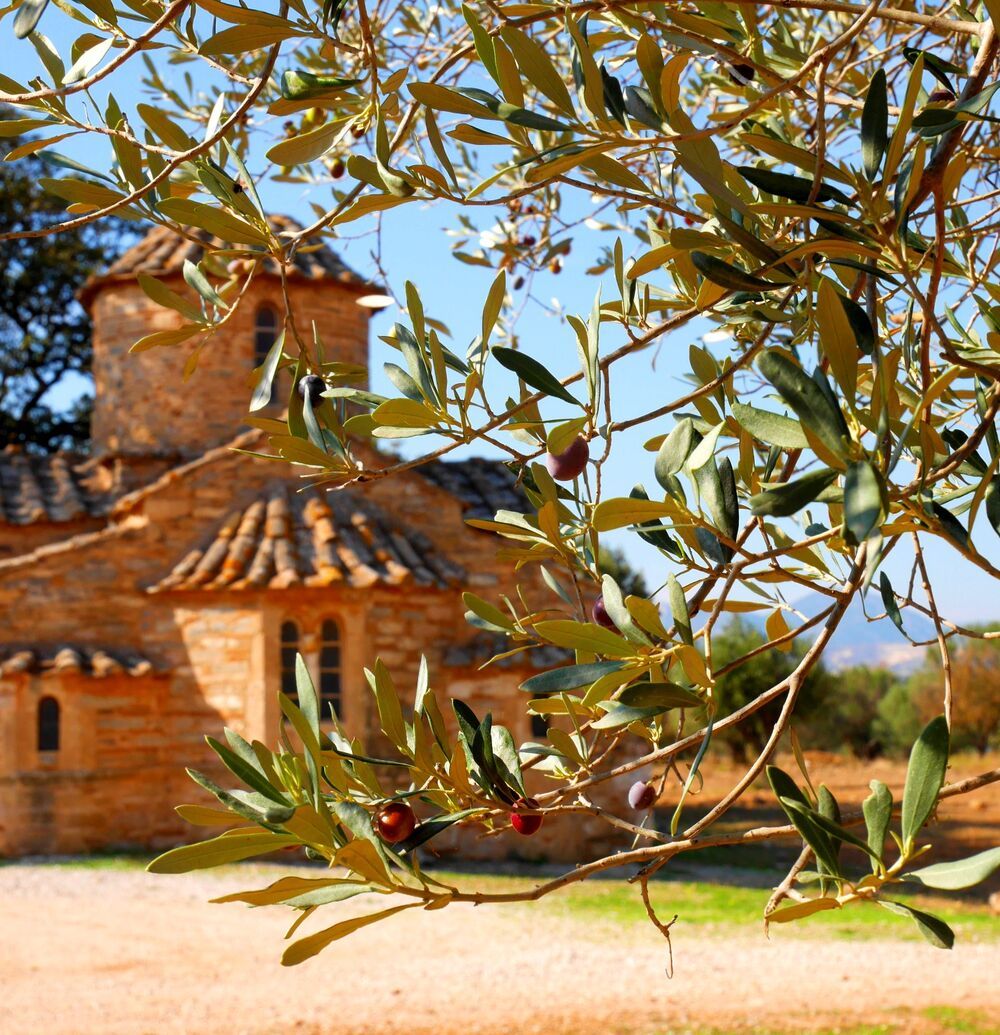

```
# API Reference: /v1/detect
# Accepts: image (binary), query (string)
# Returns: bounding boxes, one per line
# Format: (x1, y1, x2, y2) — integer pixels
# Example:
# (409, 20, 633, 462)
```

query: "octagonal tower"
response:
(80, 216, 374, 460)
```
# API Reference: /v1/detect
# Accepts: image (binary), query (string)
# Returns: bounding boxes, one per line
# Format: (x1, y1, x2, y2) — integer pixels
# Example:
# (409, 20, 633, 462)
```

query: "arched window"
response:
(253, 305, 279, 367)
(319, 619, 342, 718)
(280, 620, 300, 696)
(37, 696, 60, 752)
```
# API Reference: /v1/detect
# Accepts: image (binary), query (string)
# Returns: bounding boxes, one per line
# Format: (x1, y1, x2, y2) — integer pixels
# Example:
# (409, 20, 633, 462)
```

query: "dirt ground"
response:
(2, 754, 997, 1035)
(1, 862, 998, 1035)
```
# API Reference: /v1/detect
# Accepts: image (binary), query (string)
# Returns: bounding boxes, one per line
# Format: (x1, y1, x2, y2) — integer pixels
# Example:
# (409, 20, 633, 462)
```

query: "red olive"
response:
(591, 595, 616, 630)
(545, 436, 589, 481)
(511, 797, 543, 836)
(628, 780, 657, 810)
(373, 801, 416, 844)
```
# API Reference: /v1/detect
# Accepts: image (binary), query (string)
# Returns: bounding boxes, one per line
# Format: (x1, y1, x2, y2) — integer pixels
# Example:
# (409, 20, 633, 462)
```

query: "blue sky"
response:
(6, 17, 999, 642)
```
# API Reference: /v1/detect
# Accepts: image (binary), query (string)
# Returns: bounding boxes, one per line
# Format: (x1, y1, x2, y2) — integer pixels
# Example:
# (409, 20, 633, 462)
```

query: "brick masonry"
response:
(0, 244, 625, 863)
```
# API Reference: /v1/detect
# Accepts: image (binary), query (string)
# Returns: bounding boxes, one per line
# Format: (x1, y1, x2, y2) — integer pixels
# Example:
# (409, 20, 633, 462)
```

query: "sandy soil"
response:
(1, 864, 997, 1035)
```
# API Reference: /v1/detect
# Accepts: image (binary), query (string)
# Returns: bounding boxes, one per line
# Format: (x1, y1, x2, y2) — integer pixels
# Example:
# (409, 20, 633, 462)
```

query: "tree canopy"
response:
(4, 0, 1000, 961)
(0, 109, 135, 451)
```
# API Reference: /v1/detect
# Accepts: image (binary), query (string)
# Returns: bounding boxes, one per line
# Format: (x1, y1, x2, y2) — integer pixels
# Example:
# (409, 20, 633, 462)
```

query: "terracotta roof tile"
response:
(0, 645, 155, 678)
(0, 448, 112, 525)
(79, 216, 373, 304)
(417, 458, 529, 520)
(150, 483, 464, 593)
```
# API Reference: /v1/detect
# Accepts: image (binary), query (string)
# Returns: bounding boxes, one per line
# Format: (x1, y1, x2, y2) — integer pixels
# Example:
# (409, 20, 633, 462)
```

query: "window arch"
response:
(253, 305, 279, 367)
(319, 619, 342, 718)
(37, 696, 60, 752)
(280, 620, 300, 697)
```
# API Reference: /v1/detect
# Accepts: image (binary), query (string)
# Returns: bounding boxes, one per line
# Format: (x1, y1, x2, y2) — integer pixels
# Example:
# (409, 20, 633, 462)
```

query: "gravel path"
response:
(1, 864, 998, 1035)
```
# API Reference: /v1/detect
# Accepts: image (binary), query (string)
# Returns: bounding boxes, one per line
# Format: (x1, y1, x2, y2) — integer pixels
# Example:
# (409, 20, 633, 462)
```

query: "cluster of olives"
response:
(369, 777, 658, 847)
(372, 797, 544, 844)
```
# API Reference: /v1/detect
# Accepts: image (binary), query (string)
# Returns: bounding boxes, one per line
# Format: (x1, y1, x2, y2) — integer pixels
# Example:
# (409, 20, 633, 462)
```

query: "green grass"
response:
(0, 852, 148, 870)
(424, 868, 998, 943)
(641, 1010, 998, 1034)
(653, 1026, 896, 1035)
(920, 1006, 1000, 1035)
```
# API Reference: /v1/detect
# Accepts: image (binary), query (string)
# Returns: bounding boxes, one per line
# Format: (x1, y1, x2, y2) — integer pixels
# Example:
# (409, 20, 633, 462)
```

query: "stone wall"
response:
(0, 437, 546, 855)
(89, 274, 370, 458)
(0, 669, 213, 855)
(0, 255, 584, 859)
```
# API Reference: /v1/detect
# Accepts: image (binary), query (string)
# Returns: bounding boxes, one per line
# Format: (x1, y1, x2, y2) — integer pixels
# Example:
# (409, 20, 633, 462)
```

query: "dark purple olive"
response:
(591, 595, 616, 630)
(628, 780, 657, 810)
(927, 88, 956, 105)
(545, 436, 589, 481)
(298, 374, 326, 407)
(729, 63, 756, 85)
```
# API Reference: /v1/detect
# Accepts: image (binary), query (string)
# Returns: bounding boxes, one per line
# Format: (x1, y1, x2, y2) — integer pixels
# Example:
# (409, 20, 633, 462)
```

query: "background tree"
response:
(905, 630, 1000, 755)
(598, 544, 649, 599)
(0, 109, 135, 452)
(874, 680, 928, 758)
(807, 665, 898, 759)
(708, 617, 832, 763)
(4, 0, 1000, 960)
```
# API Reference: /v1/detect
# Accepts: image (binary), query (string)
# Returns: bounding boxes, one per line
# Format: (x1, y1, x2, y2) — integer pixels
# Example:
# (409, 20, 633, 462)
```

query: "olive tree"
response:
(0, 107, 137, 451)
(905, 629, 1000, 754)
(5, 0, 1000, 964)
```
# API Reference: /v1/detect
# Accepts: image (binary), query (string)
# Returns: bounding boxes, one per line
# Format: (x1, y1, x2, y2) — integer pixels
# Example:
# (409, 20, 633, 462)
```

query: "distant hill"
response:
(823, 600, 936, 672)
(708, 595, 940, 673)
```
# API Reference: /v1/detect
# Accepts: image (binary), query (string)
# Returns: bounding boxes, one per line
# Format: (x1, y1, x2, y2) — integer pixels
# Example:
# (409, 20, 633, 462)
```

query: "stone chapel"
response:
(0, 221, 574, 858)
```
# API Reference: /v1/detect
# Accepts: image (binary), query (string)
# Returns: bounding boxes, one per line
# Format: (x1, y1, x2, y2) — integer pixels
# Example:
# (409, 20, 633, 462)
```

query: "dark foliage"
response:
(0, 110, 136, 452)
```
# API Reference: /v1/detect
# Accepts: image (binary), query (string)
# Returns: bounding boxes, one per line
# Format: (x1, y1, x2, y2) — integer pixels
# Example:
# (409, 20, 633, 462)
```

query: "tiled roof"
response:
(444, 632, 571, 669)
(150, 483, 465, 593)
(417, 458, 530, 520)
(79, 216, 371, 304)
(0, 448, 111, 525)
(0, 645, 154, 678)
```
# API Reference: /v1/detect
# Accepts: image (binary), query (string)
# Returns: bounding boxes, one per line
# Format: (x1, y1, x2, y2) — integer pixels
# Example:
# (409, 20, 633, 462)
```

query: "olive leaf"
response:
(13, 0, 49, 38)
(903, 847, 1000, 890)
(843, 461, 886, 545)
(736, 165, 852, 205)
(861, 69, 888, 180)
(750, 469, 838, 518)
(690, 250, 782, 291)
(901, 715, 949, 849)
(862, 779, 893, 870)
(492, 346, 579, 405)
(878, 901, 954, 950)
(758, 350, 851, 460)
